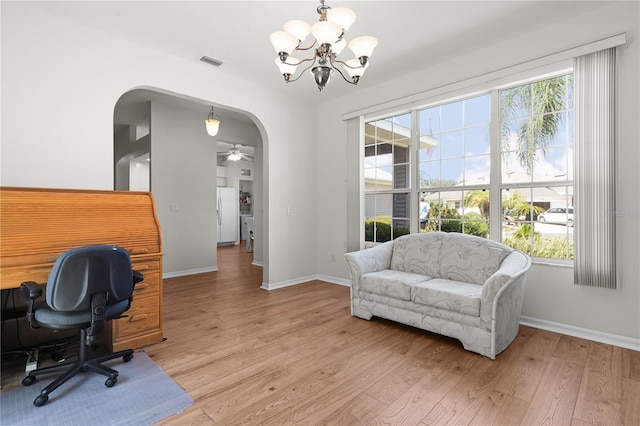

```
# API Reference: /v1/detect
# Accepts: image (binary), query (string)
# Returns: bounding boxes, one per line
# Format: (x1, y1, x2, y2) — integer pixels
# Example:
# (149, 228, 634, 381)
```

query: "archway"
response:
(114, 87, 268, 285)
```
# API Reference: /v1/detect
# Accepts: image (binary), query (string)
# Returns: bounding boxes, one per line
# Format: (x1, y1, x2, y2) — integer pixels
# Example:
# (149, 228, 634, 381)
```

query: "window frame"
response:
(361, 66, 575, 265)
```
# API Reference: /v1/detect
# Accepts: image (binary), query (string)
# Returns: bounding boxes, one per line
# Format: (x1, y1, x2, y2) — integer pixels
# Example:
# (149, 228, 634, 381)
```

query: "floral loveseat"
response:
(344, 232, 531, 359)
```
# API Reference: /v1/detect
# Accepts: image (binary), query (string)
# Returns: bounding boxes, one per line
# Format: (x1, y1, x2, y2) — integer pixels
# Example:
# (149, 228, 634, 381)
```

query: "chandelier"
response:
(269, 0, 378, 91)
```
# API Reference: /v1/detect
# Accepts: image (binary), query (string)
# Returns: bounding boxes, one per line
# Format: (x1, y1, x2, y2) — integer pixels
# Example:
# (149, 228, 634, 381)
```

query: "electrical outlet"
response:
(287, 206, 292, 216)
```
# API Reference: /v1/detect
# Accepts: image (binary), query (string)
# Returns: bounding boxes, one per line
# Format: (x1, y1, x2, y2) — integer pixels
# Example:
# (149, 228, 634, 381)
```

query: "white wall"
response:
(0, 2, 318, 286)
(316, 2, 640, 341)
(150, 102, 218, 275)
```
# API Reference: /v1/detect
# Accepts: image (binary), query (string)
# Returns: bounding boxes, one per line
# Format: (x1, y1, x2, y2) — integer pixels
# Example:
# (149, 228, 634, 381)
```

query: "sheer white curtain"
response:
(574, 48, 616, 289)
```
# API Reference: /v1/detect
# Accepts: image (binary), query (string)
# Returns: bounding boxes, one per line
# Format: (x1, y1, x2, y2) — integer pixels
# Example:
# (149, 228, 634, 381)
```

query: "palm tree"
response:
(501, 75, 572, 175)
(464, 190, 490, 219)
(502, 191, 545, 220)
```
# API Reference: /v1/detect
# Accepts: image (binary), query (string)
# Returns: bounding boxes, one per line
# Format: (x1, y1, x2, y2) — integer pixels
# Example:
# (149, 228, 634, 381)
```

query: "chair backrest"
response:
(46, 245, 133, 312)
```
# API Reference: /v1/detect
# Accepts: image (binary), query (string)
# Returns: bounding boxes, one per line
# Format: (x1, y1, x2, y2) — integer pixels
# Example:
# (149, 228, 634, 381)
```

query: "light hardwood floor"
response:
(147, 244, 639, 425)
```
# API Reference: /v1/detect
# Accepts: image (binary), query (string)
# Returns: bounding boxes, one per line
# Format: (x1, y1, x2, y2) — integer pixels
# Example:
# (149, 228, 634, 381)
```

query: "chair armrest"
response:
(480, 251, 531, 323)
(132, 270, 144, 286)
(20, 281, 43, 301)
(344, 241, 394, 292)
(20, 281, 44, 326)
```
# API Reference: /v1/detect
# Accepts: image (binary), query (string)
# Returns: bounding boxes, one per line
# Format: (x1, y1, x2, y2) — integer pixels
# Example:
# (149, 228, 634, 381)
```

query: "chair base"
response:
(22, 328, 134, 407)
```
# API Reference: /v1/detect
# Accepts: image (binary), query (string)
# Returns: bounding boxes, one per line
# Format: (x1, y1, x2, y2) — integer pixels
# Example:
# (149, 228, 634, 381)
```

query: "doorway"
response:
(113, 88, 266, 280)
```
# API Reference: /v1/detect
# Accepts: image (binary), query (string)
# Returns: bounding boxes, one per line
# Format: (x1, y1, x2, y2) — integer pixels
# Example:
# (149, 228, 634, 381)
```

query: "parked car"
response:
(538, 207, 574, 227)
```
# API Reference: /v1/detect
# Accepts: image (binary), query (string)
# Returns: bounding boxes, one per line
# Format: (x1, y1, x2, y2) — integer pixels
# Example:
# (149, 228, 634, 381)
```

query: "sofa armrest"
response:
(344, 241, 394, 292)
(480, 250, 531, 323)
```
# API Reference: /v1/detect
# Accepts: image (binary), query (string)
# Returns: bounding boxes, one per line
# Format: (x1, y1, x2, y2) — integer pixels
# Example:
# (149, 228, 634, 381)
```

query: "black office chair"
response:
(20, 245, 143, 407)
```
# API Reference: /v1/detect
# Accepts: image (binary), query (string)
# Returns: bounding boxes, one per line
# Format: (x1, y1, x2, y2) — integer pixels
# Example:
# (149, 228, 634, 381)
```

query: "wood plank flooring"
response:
(147, 245, 639, 425)
(3, 244, 637, 425)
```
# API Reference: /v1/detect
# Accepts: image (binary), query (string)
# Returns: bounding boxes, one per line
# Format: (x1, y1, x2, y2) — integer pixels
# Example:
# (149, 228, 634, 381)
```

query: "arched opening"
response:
(113, 87, 268, 284)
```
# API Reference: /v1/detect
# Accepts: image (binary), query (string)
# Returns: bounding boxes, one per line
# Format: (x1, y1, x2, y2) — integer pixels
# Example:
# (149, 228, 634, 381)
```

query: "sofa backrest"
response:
(438, 233, 512, 285)
(390, 232, 513, 285)
(390, 232, 444, 277)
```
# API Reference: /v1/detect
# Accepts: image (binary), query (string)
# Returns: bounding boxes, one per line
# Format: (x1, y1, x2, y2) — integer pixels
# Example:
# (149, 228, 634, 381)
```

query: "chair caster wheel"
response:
(105, 377, 117, 387)
(22, 375, 36, 386)
(34, 394, 48, 407)
(123, 354, 133, 362)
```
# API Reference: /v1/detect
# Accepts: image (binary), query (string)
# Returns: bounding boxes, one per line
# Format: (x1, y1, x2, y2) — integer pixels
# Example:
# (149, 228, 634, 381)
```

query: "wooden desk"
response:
(0, 186, 164, 351)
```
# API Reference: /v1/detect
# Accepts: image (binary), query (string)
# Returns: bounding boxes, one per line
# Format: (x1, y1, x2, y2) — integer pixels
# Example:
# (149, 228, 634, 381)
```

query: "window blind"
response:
(574, 47, 617, 289)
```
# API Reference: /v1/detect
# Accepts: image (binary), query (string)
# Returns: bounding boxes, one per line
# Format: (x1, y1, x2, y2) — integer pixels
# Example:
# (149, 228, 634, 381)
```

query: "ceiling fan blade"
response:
(239, 153, 254, 161)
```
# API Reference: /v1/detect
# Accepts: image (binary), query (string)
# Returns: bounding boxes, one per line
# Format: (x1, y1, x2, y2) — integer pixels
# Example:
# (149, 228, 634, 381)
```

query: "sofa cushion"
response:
(390, 233, 443, 277)
(360, 270, 429, 301)
(410, 278, 482, 316)
(438, 233, 511, 285)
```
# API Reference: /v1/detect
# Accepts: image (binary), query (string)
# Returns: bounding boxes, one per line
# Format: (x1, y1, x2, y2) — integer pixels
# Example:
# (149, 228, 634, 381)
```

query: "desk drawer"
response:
(131, 272, 160, 297)
(113, 295, 160, 340)
(131, 258, 160, 274)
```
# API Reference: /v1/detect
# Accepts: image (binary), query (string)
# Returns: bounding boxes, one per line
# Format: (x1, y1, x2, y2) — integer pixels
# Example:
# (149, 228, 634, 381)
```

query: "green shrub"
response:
(462, 213, 489, 238)
(503, 233, 574, 259)
(365, 217, 391, 242)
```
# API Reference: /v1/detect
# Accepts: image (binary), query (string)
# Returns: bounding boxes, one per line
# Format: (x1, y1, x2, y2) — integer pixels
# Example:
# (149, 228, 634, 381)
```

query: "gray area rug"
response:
(0, 351, 193, 425)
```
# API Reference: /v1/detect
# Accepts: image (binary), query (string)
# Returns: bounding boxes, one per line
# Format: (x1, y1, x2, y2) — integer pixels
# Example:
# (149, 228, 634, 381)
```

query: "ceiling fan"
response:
(217, 143, 253, 162)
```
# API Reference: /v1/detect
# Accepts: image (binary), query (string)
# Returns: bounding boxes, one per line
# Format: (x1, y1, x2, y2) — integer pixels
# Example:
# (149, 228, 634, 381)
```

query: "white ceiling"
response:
(27, 1, 611, 105)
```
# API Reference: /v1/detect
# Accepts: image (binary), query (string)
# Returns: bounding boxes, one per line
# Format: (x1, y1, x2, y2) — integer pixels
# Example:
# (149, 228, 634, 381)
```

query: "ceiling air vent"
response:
(200, 56, 223, 67)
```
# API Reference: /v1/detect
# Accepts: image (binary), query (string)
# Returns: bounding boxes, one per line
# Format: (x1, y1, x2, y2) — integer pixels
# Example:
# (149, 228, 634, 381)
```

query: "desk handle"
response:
(134, 264, 150, 270)
(131, 248, 149, 254)
(130, 314, 148, 322)
(134, 283, 149, 291)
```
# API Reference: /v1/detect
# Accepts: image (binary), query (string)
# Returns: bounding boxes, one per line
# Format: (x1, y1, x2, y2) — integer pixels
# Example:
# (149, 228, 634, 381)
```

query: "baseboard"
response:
(316, 274, 350, 287)
(520, 316, 640, 351)
(261, 274, 350, 291)
(252, 260, 264, 267)
(163, 266, 219, 279)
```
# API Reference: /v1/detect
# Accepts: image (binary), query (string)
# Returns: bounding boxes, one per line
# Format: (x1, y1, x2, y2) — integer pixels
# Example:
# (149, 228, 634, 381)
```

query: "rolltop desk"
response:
(0, 187, 164, 352)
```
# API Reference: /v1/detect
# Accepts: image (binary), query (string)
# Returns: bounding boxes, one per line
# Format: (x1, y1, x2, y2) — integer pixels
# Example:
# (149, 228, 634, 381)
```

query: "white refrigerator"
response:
(216, 187, 238, 245)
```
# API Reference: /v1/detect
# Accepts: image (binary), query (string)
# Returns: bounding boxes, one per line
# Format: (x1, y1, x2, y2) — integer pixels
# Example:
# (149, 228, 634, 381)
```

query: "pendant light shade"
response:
(349, 36, 378, 61)
(311, 21, 342, 46)
(284, 20, 311, 42)
(269, 31, 299, 55)
(327, 7, 356, 31)
(205, 107, 221, 136)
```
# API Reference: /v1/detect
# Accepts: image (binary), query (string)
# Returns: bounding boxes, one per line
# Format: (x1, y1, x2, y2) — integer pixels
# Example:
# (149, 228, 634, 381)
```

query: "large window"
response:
(500, 75, 574, 259)
(419, 94, 491, 238)
(363, 74, 574, 261)
(364, 114, 411, 243)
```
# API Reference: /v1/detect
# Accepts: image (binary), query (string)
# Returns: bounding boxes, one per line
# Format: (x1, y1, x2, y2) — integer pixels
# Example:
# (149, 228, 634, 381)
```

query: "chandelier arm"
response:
(331, 57, 361, 70)
(286, 58, 318, 83)
(295, 41, 317, 51)
(282, 55, 317, 66)
(329, 57, 358, 85)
